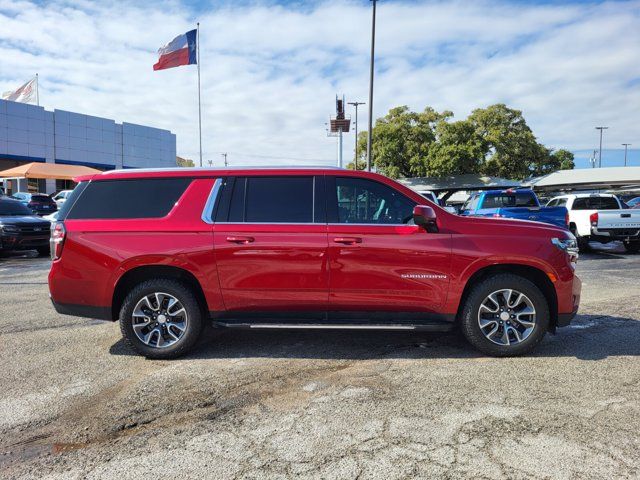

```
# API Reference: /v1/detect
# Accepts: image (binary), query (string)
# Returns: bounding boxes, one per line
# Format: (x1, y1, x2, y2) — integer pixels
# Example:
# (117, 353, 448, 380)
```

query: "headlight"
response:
(552, 237, 579, 259)
(0, 224, 19, 233)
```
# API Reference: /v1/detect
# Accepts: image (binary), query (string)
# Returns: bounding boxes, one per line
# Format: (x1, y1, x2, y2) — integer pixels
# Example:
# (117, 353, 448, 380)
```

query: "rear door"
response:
(326, 176, 451, 320)
(213, 175, 329, 318)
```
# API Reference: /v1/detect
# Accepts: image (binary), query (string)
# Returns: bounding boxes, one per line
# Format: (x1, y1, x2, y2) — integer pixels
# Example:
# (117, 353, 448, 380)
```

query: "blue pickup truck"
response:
(460, 189, 568, 229)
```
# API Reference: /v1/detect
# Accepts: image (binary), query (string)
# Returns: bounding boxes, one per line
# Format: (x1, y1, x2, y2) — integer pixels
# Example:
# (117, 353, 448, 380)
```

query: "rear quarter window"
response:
(65, 178, 192, 220)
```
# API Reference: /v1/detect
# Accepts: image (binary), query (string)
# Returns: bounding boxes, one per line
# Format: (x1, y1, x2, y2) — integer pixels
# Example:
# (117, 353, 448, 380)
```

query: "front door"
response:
(326, 176, 451, 319)
(213, 175, 329, 319)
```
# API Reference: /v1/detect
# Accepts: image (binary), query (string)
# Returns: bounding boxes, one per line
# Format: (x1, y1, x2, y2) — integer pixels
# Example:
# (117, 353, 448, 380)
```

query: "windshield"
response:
(0, 200, 33, 216)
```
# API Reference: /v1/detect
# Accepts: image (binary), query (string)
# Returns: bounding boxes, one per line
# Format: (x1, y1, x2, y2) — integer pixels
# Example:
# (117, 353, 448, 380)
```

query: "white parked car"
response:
(43, 211, 59, 222)
(52, 190, 73, 207)
(417, 190, 458, 214)
(546, 193, 640, 253)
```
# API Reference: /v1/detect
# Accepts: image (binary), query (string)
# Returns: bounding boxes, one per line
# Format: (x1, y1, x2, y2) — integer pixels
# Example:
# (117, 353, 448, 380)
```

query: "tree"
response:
(176, 156, 195, 167)
(354, 106, 452, 178)
(356, 103, 573, 180)
(467, 104, 548, 180)
(551, 149, 575, 170)
(427, 119, 486, 176)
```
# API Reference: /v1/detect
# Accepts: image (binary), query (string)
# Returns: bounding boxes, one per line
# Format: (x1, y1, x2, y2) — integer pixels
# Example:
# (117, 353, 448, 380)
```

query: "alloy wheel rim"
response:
(132, 292, 188, 348)
(477, 289, 536, 346)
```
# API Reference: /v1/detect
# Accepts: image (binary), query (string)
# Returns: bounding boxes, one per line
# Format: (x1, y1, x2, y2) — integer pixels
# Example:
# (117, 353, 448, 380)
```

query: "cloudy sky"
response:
(1, 0, 639, 168)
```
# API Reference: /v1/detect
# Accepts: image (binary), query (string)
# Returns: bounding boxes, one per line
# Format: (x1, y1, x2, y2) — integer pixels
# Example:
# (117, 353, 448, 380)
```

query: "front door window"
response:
(334, 177, 416, 224)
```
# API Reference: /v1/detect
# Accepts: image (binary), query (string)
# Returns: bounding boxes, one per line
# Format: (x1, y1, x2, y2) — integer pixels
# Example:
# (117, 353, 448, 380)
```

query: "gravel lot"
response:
(1, 245, 639, 479)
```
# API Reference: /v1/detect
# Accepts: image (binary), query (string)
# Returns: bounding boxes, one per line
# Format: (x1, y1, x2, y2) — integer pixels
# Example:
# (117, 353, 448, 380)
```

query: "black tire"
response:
(36, 246, 50, 257)
(623, 241, 640, 254)
(570, 227, 590, 253)
(460, 273, 550, 357)
(119, 278, 204, 359)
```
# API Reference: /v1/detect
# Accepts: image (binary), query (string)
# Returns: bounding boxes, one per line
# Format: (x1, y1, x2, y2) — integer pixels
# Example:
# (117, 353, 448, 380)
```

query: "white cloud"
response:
(0, 0, 638, 167)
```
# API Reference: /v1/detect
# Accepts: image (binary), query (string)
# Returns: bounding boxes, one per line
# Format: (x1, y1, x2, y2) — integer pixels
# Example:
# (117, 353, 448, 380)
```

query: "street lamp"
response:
(366, 0, 377, 172)
(348, 101, 365, 169)
(595, 126, 608, 168)
(622, 143, 631, 166)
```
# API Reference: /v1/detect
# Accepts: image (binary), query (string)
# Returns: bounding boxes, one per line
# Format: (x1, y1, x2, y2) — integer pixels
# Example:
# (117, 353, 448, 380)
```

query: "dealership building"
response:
(0, 98, 176, 194)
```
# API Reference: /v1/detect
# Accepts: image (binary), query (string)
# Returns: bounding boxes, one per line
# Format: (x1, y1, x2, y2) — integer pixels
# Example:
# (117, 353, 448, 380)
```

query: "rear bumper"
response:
(51, 299, 112, 321)
(591, 227, 640, 240)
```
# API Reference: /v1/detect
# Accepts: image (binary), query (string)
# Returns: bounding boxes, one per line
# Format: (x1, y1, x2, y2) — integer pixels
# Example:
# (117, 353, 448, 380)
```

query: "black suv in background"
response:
(11, 192, 58, 216)
(0, 198, 51, 256)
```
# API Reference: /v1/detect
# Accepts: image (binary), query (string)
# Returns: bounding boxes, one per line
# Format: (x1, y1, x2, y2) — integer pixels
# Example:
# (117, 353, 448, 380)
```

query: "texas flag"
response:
(153, 29, 197, 71)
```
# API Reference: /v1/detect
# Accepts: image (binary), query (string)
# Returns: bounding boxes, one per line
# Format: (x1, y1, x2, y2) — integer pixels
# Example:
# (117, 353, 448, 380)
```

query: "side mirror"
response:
(413, 205, 438, 232)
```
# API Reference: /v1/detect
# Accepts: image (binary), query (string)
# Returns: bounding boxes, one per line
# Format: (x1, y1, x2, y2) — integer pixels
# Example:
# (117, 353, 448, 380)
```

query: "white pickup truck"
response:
(546, 193, 640, 253)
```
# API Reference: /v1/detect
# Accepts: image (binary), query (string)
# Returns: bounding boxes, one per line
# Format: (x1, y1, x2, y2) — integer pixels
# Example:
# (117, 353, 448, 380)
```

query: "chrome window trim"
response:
(212, 222, 412, 227)
(201, 178, 223, 224)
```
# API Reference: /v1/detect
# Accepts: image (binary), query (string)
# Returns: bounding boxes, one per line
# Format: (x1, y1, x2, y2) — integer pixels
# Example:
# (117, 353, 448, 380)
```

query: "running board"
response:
(214, 322, 452, 332)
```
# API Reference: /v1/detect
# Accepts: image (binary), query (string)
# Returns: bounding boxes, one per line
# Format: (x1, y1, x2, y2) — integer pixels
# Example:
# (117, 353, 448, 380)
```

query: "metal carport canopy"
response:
(526, 166, 640, 191)
(398, 174, 520, 193)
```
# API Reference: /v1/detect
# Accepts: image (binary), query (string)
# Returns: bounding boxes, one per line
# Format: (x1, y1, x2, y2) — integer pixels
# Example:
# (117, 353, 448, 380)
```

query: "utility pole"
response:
(622, 143, 631, 166)
(366, 0, 377, 172)
(221, 152, 228, 167)
(348, 101, 365, 170)
(595, 126, 608, 168)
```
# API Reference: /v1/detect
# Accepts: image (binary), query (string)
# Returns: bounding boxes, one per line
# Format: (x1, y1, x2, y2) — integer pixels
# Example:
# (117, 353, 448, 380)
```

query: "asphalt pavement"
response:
(0, 244, 638, 479)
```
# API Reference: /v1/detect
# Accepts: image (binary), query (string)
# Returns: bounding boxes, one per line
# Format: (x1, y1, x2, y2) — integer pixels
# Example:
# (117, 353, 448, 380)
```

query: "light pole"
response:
(622, 143, 631, 166)
(595, 126, 608, 168)
(221, 152, 228, 167)
(348, 101, 365, 169)
(366, 0, 377, 172)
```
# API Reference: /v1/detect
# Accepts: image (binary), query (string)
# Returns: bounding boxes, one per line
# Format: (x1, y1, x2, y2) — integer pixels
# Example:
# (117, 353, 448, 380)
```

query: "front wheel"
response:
(460, 274, 550, 357)
(623, 241, 640, 254)
(120, 279, 204, 359)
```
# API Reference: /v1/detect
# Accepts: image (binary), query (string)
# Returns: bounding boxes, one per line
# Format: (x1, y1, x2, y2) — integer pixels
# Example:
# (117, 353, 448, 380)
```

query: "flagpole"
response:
(36, 73, 39, 106)
(197, 23, 202, 167)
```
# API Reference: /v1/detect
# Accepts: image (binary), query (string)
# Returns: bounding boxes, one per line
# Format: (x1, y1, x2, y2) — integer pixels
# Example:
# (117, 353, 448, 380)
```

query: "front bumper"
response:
(0, 233, 49, 250)
(556, 273, 581, 328)
(557, 307, 578, 327)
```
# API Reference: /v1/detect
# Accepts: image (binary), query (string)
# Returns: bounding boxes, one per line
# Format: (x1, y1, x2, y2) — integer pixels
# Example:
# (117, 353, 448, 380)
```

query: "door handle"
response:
(333, 237, 362, 245)
(226, 236, 255, 244)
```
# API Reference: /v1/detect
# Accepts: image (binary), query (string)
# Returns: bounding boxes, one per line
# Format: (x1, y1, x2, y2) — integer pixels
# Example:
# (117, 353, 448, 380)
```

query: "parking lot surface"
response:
(1, 246, 639, 479)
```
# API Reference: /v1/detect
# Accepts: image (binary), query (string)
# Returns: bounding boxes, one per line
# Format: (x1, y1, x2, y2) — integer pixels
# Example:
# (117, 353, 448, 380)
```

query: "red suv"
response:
(48, 168, 581, 359)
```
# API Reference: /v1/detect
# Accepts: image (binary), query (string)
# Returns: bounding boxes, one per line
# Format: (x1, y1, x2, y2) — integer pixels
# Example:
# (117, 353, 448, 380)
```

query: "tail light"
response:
(565, 212, 569, 228)
(50, 221, 66, 260)
(590, 212, 598, 226)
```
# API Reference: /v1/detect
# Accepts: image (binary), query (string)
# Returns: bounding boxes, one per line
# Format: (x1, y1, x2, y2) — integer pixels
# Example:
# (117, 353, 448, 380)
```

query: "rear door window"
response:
(65, 178, 192, 219)
(220, 176, 324, 223)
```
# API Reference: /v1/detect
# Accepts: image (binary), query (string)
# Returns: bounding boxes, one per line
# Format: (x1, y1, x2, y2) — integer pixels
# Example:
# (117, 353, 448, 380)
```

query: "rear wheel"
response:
(460, 274, 550, 356)
(623, 241, 640, 254)
(120, 278, 204, 359)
